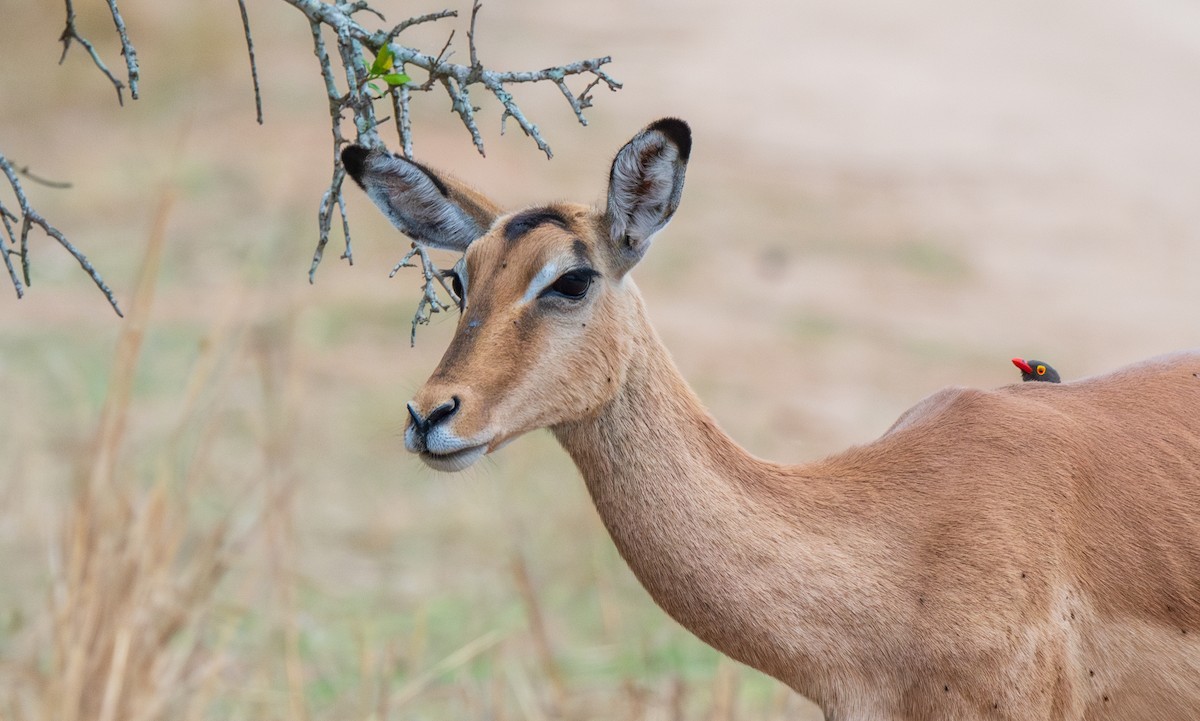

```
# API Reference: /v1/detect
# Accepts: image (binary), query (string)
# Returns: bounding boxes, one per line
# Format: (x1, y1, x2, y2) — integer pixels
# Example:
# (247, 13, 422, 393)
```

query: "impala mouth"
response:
(419, 444, 488, 472)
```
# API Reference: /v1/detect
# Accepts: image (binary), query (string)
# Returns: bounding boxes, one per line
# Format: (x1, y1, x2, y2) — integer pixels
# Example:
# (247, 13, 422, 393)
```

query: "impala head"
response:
(344, 119, 692, 471)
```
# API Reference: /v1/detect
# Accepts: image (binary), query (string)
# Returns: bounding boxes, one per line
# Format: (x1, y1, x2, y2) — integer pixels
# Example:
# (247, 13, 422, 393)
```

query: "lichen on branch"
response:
(0, 0, 139, 315)
(0, 153, 124, 316)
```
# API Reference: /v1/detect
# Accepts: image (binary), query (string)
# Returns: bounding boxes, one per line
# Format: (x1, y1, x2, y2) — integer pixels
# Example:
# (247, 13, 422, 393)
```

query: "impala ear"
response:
(605, 118, 691, 271)
(342, 145, 499, 252)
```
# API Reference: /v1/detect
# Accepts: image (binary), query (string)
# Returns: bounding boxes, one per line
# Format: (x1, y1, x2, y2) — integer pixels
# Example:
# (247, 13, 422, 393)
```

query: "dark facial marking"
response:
(571, 238, 590, 264)
(503, 208, 571, 242)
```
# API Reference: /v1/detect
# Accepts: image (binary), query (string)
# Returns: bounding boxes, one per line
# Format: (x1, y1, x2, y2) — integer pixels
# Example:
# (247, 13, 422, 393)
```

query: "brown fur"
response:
(384, 127, 1200, 720)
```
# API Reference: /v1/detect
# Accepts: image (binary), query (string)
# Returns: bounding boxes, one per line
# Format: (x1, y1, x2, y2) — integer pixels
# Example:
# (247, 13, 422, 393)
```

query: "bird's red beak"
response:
(1012, 357, 1033, 374)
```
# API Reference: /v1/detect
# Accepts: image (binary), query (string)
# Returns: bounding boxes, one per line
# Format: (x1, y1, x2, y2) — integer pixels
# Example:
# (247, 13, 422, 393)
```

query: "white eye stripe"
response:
(521, 261, 560, 304)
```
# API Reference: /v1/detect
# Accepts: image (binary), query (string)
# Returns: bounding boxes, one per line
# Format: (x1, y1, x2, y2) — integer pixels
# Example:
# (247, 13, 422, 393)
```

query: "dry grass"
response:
(1, 189, 235, 721)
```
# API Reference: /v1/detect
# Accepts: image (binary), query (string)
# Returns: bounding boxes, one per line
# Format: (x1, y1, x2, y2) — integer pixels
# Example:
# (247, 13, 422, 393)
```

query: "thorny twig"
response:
(466, 0, 482, 72)
(1, 205, 22, 299)
(14, 0, 619, 330)
(305, 20, 355, 282)
(103, 0, 139, 100)
(13, 163, 73, 190)
(0, 0, 139, 312)
(0, 153, 124, 316)
(343, 0, 386, 23)
(391, 84, 414, 158)
(389, 244, 460, 346)
(419, 30, 457, 92)
(387, 10, 458, 40)
(270, 0, 620, 339)
(59, 0, 126, 104)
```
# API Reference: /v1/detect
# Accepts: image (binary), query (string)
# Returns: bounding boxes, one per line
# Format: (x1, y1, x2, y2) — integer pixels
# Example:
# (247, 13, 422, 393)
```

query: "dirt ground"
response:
(1, 0, 1197, 718)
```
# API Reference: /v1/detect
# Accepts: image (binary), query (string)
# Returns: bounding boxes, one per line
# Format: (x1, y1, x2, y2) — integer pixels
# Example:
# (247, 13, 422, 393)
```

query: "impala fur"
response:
(343, 120, 1200, 720)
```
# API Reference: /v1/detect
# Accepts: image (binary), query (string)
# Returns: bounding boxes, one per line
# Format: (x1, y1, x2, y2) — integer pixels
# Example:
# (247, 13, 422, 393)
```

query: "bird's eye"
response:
(1037, 365, 1046, 375)
(544, 270, 594, 300)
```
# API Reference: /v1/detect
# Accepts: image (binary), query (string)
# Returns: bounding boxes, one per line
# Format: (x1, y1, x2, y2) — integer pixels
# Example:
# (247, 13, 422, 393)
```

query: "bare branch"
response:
(390, 84, 414, 158)
(390, 46, 621, 159)
(389, 244, 458, 347)
(21, 0, 619, 325)
(309, 164, 349, 282)
(467, 0, 482, 71)
(0, 153, 123, 316)
(441, 76, 486, 156)
(103, 0, 139, 101)
(236, 0, 264, 125)
(484, 75, 551, 157)
(0, 201, 24, 299)
(419, 30, 457, 92)
(340, 0, 386, 22)
(2, 0, 137, 315)
(278, 0, 621, 163)
(336, 188, 353, 263)
(335, 29, 380, 147)
(264, 0, 623, 338)
(386, 10, 457, 40)
(306, 20, 350, 283)
(59, 0, 126, 105)
(12, 162, 73, 190)
(551, 71, 605, 128)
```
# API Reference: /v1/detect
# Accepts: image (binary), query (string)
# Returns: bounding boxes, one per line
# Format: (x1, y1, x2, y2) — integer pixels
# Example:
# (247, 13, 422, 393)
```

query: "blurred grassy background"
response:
(1, 0, 1198, 718)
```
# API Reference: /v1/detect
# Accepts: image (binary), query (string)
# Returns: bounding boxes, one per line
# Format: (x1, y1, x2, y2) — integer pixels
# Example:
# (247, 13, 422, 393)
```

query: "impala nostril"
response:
(406, 402, 424, 431)
(426, 396, 460, 428)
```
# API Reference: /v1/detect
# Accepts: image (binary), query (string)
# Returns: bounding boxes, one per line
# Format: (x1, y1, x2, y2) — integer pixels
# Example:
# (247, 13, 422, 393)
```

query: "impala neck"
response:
(551, 295, 841, 695)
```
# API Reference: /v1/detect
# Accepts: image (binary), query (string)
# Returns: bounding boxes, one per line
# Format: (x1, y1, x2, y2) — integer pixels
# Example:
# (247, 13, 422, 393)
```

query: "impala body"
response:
(343, 120, 1200, 720)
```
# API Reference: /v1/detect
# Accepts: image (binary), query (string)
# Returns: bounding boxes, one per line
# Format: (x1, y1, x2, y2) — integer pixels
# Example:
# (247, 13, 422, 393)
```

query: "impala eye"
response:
(543, 270, 594, 300)
(442, 269, 465, 309)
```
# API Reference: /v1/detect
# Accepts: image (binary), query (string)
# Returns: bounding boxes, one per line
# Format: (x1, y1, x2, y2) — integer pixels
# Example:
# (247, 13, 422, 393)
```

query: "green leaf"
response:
(368, 82, 383, 95)
(383, 73, 410, 87)
(369, 45, 394, 75)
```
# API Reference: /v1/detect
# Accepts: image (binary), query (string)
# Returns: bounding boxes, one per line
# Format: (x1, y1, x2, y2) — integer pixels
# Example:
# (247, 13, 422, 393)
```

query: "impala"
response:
(343, 119, 1200, 720)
